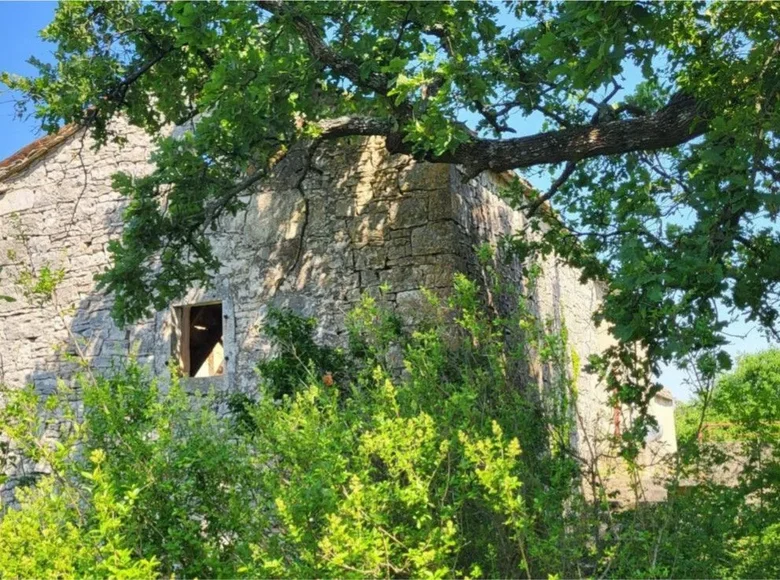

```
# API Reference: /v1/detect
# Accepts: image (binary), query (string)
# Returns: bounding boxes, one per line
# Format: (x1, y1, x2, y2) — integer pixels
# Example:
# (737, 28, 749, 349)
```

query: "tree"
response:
(671, 349, 780, 578)
(3, 1, 779, 407)
(677, 348, 780, 443)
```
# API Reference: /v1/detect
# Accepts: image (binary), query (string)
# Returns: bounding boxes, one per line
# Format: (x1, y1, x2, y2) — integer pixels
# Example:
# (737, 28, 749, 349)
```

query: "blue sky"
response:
(0, 2, 56, 159)
(1, 2, 775, 400)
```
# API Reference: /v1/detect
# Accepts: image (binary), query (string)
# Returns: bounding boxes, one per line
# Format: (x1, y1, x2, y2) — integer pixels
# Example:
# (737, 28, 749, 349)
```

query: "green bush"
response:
(0, 276, 582, 578)
(676, 349, 780, 444)
(1, 280, 779, 578)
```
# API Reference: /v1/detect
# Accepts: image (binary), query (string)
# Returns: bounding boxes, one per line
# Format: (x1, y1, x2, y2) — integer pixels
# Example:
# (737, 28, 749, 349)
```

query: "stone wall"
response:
(446, 168, 678, 502)
(0, 126, 494, 395)
(447, 169, 616, 468)
(0, 122, 676, 501)
(0, 120, 158, 393)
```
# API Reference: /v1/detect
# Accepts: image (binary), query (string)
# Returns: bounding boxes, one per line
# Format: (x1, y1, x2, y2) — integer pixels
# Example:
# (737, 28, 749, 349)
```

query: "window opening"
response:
(175, 302, 224, 377)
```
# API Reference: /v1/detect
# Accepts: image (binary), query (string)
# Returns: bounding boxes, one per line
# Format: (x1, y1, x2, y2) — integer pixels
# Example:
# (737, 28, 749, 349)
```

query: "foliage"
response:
(714, 348, 780, 438)
(1, 368, 267, 577)
(2, 282, 780, 577)
(0, 465, 158, 579)
(0, 430, 158, 579)
(675, 397, 731, 444)
(0, 276, 587, 578)
(710, 349, 780, 578)
(15, 263, 66, 307)
(3, 1, 778, 424)
(253, 306, 348, 400)
(675, 348, 780, 443)
(608, 350, 780, 578)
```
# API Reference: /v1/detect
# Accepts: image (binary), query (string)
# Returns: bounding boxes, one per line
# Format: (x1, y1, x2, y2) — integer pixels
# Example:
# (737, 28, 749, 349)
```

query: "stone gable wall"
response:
(448, 168, 677, 501)
(0, 126, 493, 395)
(0, 121, 159, 393)
(0, 123, 676, 502)
(448, 169, 617, 466)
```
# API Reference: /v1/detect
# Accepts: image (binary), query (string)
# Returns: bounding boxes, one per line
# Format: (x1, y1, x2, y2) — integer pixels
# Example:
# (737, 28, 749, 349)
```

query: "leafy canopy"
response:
(3, 1, 780, 383)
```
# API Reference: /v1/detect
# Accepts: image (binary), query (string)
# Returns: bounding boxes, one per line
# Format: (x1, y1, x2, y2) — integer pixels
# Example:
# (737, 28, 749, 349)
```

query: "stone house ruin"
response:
(0, 119, 677, 501)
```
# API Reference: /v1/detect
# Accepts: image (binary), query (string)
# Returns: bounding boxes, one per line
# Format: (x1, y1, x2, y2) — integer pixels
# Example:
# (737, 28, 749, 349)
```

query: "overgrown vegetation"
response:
(676, 349, 780, 444)
(2, 278, 779, 578)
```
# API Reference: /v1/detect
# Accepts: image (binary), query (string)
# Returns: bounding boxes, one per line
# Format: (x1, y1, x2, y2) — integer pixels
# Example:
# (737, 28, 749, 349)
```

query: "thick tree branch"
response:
(314, 115, 396, 138)
(253, 2, 707, 179)
(196, 97, 707, 216)
(305, 95, 707, 180)
(448, 93, 707, 177)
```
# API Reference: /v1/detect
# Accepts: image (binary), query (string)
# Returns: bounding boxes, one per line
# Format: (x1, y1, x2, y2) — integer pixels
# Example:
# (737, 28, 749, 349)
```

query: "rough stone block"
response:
(0, 189, 34, 215)
(379, 266, 420, 293)
(386, 239, 412, 263)
(420, 261, 456, 288)
(348, 216, 387, 247)
(354, 246, 387, 270)
(429, 187, 456, 222)
(388, 196, 428, 230)
(398, 162, 449, 192)
(411, 221, 457, 256)
(395, 289, 435, 325)
(359, 269, 381, 288)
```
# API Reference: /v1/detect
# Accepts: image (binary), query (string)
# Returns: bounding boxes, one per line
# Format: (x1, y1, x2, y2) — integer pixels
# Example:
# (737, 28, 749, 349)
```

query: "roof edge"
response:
(0, 123, 81, 186)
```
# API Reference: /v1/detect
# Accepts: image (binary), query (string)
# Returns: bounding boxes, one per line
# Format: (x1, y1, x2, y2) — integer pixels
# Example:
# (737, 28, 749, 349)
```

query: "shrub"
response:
(2, 280, 779, 577)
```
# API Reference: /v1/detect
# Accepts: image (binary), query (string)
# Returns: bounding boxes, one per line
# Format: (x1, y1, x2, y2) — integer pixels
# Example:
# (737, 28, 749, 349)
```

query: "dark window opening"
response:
(175, 302, 224, 377)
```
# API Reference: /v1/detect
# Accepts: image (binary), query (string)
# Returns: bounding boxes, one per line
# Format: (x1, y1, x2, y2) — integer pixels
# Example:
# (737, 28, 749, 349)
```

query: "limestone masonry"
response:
(0, 121, 676, 500)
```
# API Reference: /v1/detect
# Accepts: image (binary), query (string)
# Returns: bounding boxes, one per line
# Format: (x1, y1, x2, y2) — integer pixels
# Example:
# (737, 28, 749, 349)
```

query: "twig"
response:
(534, 104, 572, 128)
(525, 161, 577, 217)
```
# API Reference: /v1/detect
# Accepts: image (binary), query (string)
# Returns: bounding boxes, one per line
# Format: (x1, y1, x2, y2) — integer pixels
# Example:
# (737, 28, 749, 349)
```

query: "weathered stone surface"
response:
(385, 238, 412, 264)
(354, 246, 387, 270)
(398, 162, 449, 193)
(395, 289, 432, 325)
(0, 123, 676, 503)
(388, 196, 428, 230)
(411, 221, 456, 256)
